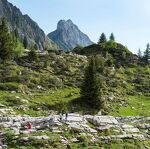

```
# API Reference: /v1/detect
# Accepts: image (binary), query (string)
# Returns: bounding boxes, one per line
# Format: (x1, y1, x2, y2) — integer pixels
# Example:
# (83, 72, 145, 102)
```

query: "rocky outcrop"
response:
(48, 19, 93, 51)
(1, 113, 150, 140)
(0, 0, 59, 51)
(1, 111, 150, 148)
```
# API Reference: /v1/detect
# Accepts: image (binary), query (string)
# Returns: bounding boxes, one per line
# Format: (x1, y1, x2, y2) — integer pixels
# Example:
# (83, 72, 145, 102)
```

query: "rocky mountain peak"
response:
(57, 19, 74, 30)
(48, 19, 94, 51)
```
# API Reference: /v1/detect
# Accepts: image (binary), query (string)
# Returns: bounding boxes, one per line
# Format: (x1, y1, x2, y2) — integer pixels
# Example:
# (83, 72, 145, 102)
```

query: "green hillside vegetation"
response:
(0, 46, 149, 116)
(0, 20, 150, 117)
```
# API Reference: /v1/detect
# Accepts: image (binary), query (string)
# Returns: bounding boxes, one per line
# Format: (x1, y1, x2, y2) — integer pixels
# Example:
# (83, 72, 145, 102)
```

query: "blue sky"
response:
(8, 0, 150, 53)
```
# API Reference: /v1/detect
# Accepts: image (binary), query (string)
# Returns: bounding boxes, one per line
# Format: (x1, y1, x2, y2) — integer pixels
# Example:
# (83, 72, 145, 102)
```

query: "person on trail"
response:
(59, 113, 63, 121)
(26, 122, 32, 129)
(65, 112, 68, 121)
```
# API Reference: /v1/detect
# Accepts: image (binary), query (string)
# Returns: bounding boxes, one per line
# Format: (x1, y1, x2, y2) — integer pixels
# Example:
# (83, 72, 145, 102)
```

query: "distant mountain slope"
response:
(0, 0, 59, 51)
(48, 19, 93, 51)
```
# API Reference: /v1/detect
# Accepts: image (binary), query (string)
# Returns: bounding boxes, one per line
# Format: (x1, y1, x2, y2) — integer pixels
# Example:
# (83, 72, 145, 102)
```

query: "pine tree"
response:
(98, 33, 107, 44)
(143, 43, 150, 63)
(137, 48, 142, 58)
(0, 18, 14, 62)
(109, 33, 115, 41)
(81, 56, 106, 112)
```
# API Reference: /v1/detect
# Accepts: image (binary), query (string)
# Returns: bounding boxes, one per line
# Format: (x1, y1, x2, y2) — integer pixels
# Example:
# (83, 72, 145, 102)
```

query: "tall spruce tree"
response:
(109, 33, 115, 41)
(81, 56, 106, 112)
(138, 48, 142, 58)
(0, 18, 14, 62)
(98, 33, 107, 44)
(143, 43, 150, 63)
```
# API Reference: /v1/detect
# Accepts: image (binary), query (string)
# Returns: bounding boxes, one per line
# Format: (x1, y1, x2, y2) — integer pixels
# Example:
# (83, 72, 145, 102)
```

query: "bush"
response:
(0, 82, 28, 92)
(0, 82, 19, 91)
(5, 96, 23, 106)
(77, 135, 88, 147)
(48, 76, 63, 88)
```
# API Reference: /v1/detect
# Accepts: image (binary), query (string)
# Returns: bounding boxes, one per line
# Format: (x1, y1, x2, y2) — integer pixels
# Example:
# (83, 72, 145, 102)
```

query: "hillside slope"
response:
(0, 48, 149, 116)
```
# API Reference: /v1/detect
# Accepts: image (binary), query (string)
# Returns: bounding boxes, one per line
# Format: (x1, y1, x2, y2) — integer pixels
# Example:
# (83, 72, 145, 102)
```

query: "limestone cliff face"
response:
(0, 0, 59, 51)
(48, 19, 93, 51)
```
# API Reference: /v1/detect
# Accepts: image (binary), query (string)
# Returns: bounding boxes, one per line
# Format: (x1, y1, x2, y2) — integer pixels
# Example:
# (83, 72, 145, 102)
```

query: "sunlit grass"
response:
(111, 95, 150, 116)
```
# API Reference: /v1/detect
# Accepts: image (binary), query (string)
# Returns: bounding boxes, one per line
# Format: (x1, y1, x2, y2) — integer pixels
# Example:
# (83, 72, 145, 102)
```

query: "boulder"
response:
(65, 113, 84, 122)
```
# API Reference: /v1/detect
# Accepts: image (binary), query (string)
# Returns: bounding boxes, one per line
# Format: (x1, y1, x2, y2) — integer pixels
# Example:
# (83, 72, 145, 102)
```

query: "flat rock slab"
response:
(121, 124, 140, 133)
(116, 116, 150, 123)
(137, 124, 150, 129)
(124, 128, 140, 133)
(85, 115, 118, 126)
(63, 113, 84, 122)
(68, 122, 97, 133)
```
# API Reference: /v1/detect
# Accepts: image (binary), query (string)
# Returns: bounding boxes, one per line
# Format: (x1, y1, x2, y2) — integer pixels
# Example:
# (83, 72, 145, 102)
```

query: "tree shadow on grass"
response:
(67, 98, 99, 115)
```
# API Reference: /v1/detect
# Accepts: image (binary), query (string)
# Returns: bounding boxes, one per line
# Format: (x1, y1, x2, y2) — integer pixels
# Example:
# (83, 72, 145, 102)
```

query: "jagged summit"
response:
(48, 19, 94, 51)
(57, 19, 74, 30)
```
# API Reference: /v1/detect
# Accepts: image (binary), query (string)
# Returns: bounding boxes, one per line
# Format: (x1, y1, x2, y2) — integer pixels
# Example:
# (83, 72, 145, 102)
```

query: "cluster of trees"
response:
(81, 56, 107, 113)
(0, 18, 14, 62)
(138, 44, 150, 64)
(0, 18, 26, 62)
(98, 33, 115, 44)
(0, 17, 40, 63)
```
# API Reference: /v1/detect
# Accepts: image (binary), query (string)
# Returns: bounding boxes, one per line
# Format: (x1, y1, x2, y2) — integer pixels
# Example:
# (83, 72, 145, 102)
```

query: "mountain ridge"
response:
(0, 0, 59, 51)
